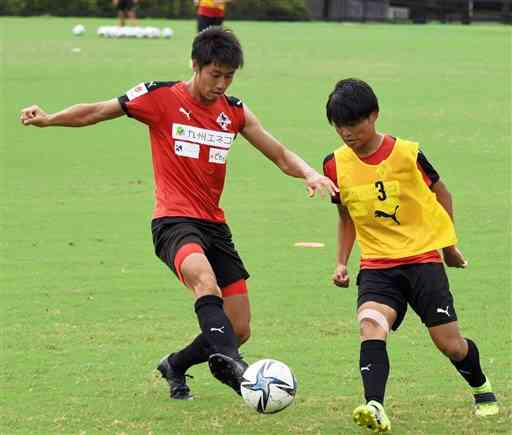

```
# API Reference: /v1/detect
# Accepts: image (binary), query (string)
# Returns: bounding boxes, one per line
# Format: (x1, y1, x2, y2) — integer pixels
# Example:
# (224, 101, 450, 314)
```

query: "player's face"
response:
(334, 111, 378, 153)
(194, 62, 236, 103)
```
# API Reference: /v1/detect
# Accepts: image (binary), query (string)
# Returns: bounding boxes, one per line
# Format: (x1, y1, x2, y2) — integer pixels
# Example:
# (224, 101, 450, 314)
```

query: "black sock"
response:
(194, 294, 239, 359)
(450, 338, 486, 388)
(360, 339, 389, 405)
(169, 333, 211, 373)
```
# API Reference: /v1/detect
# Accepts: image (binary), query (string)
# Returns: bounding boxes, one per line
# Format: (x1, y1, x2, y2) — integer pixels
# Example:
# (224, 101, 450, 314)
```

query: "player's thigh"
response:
(206, 223, 250, 290)
(357, 268, 406, 336)
(151, 218, 216, 292)
(406, 263, 458, 328)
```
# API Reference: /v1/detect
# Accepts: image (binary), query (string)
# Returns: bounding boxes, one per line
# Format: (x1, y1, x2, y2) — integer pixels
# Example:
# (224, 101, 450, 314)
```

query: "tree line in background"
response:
(0, 0, 310, 20)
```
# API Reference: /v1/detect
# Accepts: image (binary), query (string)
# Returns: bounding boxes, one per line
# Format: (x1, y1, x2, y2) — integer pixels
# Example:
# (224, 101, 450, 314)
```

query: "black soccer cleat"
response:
(208, 353, 248, 396)
(157, 353, 193, 400)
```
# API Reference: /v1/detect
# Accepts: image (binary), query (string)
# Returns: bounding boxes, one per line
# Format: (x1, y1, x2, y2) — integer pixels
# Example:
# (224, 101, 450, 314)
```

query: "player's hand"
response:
(305, 172, 339, 198)
(332, 264, 350, 287)
(20, 105, 50, 127)
(442, 246, 468, 268)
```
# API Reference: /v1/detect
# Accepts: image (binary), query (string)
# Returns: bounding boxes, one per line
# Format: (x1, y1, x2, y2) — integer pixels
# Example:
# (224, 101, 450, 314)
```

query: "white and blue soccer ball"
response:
(240, 359, 297, 414)
(72, 24, 86, 36)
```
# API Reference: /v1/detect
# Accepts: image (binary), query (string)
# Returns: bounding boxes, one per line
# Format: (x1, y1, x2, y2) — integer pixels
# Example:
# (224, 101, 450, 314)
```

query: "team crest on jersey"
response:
(216, 112, 232, 131)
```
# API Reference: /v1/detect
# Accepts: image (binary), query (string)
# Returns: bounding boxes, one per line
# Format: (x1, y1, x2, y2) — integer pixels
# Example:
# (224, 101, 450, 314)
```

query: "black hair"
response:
(191, 27, 244, 70)
(326, 78, 379, 127)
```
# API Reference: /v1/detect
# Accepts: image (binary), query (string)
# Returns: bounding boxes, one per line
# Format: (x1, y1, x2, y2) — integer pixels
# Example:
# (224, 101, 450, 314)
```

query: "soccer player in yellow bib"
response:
(322, 78, 498, 432)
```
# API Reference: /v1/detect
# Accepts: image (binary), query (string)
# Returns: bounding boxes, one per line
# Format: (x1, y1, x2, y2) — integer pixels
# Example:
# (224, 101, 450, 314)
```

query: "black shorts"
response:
(117, 0, 135, 11)
(151, 217, 249, 289)
(357, 263, 457, 330)
(197, 15, 224, 33)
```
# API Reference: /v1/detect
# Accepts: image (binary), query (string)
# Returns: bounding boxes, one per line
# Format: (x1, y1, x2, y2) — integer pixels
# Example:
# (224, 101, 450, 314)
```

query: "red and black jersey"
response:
(197, 0, 225, 18)
(118, 81, 245, 223)
(323, 135, 443, 268)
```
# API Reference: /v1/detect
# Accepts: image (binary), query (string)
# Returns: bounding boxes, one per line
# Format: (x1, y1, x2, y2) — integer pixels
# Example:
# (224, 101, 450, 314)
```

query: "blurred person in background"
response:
(113, 0, 139, 27)
(194, 0, 232, 32)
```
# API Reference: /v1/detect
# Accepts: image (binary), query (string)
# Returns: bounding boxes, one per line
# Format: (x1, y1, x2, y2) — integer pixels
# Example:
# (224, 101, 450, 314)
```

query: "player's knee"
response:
(434, 337, 466, 359)
(359, 319, 387, 340)
(358, 309, 390, 340)
(190, 271, 220, 297)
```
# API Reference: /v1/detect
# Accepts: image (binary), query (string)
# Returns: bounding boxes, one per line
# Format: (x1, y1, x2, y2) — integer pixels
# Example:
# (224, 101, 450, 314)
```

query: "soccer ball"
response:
(240, 359, 297, 414)
(162, 27, 174, 39)
(72, 24, 85, 36)
(134, 27, 145, 38)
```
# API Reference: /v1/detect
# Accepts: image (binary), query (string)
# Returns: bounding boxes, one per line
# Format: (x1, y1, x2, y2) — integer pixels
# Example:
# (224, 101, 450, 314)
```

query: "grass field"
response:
(1, 16, 511, 435)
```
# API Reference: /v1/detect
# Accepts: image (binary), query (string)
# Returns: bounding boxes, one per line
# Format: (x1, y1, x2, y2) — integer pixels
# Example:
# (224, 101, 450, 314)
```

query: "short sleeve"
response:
(118, 82, 160, 125)
(323, 153, 341, 204)
(226, 95, 246, 132)
(417, 149, 440, 187)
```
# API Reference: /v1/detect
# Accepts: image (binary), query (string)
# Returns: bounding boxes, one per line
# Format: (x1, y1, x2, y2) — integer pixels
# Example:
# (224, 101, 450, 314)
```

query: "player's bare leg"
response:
(223, 292, 251, 346)
(118, 11, 126, 27)
(429, 322, 498, 416)
(127, 9, 138, 26)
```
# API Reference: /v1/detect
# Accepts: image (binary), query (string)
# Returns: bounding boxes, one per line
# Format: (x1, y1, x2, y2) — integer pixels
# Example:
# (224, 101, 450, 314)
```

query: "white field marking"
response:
(294, 242, 325, 248)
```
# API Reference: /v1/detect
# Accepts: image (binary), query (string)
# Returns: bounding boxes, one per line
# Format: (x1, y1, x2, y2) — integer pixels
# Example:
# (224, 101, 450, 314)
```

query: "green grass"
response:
(2, 16, 511, 435)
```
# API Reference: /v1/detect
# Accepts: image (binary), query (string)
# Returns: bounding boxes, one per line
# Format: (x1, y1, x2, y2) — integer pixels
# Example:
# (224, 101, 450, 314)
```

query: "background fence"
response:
(306, 0, 512, 23)
(0, 0, 510, 22)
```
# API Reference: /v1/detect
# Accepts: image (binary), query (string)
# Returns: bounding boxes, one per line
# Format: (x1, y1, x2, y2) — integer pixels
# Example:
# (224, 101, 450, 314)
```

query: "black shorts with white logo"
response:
(117, 0, 135, 11)
(197, 15, 224, 33)
(356, 263, 457, 330)
(151, 216, 249, 288)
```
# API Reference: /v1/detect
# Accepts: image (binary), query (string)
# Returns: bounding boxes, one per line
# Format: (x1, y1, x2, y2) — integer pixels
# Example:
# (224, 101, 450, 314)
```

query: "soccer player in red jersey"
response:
(194, 0, 231, 32)
(20, 28, 337, 401)
(322, 78, 498, 432)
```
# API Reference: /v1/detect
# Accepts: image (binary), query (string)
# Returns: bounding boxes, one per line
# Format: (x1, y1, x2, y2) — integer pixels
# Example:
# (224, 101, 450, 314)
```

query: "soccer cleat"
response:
(473, 378, 499, 417)
(157, 353, 193, 400)
(353, 400, 391, 433)
(208, 353, 248, 396)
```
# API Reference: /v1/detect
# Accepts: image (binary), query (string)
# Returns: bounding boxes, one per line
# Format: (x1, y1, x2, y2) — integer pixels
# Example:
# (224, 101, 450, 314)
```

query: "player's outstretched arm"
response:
(332, 205, 355, 287)
(241, 106, 338, 198)
(20, 99, 124, 128)
(431, 180, 468, 268)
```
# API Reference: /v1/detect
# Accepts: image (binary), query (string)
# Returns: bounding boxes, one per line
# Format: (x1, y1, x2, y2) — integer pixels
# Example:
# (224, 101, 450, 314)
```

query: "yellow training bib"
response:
(334, 139, 457, 259)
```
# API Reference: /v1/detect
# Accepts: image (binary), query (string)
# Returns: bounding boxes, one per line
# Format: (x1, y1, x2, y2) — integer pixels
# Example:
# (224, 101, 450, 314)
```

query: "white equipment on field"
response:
(72, 24, 86, 36)
(96, 26, 174, 39)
